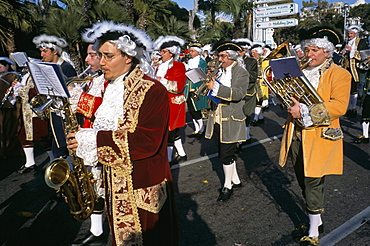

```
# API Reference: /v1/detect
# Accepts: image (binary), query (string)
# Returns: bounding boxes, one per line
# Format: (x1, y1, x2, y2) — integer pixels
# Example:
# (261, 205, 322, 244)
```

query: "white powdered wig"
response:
(302, 36, 335, 58)
(33, 34, 67, 55)
(153, 36, 185, 59)
(82, 21, 155, 77)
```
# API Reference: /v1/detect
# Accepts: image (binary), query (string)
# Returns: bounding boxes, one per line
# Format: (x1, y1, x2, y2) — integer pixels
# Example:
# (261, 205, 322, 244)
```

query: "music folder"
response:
(10, 52, 30, 67)
(269, 56, 302, 80)
(185, 68, 208, 83)
(27, 62, 70, 98)
(359, 50, 370, 60)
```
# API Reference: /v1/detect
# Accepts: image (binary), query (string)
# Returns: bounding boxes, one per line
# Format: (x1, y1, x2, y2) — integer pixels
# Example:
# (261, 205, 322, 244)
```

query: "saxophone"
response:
(43, 96, 96, 222)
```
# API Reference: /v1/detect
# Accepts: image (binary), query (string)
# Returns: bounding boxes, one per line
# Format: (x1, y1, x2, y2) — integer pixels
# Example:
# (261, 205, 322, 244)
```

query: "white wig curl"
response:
(302, 36, 335, 58)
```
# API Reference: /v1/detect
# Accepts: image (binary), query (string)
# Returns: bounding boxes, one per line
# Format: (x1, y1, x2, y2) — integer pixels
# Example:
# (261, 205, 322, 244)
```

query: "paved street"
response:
(0, 102, 369, 246)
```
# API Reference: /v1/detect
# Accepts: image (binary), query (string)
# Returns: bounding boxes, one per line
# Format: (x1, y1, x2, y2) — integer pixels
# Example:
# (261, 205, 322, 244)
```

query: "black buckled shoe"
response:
(232, 182, 242, 189)
(217, 187, 233, 202)
(17, 165, 36, 174)
(354, 135, 369, 144)
(170, 154, 187, 165)
(71, 232, 105, 246)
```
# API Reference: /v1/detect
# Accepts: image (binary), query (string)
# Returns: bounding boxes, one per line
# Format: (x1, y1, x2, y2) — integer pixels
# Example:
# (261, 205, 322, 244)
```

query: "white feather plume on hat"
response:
(82, 21, 153, 52)
(232, 38, 252, 49)
(345, 24, 363, 33)
(153, 36, 185, 52)
(33, 34, 67, 54)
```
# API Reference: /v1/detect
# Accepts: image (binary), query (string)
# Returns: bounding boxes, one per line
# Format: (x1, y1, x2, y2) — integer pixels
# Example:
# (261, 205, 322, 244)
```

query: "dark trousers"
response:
(187, 98, 202, 120)
(213, 123, 237, 165)
(290, 139, 325, 214)
(168, 128, 180, 146)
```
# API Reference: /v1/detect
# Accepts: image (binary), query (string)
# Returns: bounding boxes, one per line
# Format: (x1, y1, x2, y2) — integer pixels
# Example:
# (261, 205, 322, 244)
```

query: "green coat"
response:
(184, 58, 208, 111)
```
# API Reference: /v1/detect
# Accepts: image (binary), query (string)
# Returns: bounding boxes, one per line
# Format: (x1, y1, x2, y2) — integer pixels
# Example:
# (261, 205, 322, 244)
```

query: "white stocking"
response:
(254, 107, 262, 121)
(192, 119, 200, 133)
(23, 147, 35, 167)
(90, 214, 103, 236)
(223, 164, 233, 189)
(231, 161, 241, 185)
(308, 214, 322, 238)
(362, 122, 369, 138)
(246, 126, 251, 140)
(196, 119, 204, 133)
(174, 139, 186, 157)
(167, 146, 173, 162)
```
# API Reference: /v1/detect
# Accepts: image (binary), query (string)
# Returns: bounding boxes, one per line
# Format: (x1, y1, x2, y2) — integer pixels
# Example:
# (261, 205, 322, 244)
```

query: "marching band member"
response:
(340, 25, 368, 117)
(233, 38, 258, 147)
(250, 43, 269, 126)
(205, 41, 249, 202)
(67, 21, 178, 246)
(281, 26, 351, 245)
(154, 36, 188, 165)
(184, 42, 208, 138)
(0, 57, 19, 158)
(70, 42, 107, 246)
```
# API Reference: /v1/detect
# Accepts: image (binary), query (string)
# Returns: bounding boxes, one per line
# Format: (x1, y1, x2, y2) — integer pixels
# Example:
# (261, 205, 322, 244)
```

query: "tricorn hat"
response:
(153, 36, 185, 55)
(0, 57, 15, 66)
(212, 41, 242, 52)
(232, 38, 252, 49)
(298, 26, 343, 46)
(33, 34, 67, 55)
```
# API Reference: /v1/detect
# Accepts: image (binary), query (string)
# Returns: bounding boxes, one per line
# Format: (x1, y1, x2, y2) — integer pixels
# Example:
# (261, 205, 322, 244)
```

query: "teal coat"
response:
(184, 58, 208, 111)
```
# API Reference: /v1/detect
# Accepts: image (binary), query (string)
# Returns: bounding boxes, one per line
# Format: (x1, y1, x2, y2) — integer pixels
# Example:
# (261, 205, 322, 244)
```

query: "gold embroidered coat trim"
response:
(134, 179, 168, 214)
(97, 68, 155, 246)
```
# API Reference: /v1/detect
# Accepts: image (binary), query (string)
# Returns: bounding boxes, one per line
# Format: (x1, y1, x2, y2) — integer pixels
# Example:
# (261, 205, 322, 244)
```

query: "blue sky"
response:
(173, 0, 368, 11)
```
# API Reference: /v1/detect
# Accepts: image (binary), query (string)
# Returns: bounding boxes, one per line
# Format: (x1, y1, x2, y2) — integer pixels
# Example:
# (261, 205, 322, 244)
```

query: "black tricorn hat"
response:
(189, 42, 202, 48)
(298, 26, 343, 46)
(212, 41, 242, 52)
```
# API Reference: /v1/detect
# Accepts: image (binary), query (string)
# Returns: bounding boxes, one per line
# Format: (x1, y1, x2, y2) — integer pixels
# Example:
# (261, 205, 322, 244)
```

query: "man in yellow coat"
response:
(278, 26, 351, 246)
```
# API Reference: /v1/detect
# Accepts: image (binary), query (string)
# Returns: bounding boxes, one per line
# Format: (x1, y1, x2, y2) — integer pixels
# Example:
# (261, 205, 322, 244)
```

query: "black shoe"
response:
(354, 136, 369, 144)
(257, 118, 265, 123)
(17, 165, 36, 174)
(71, 232, 105, 246)
(251, 120, 258, 126)
(232, 182, 242, 189)
(170, 155, 187, 165)
(187, 131, 203, 138)
(292, 223, 324, 241)
(217, 187, 233, 202)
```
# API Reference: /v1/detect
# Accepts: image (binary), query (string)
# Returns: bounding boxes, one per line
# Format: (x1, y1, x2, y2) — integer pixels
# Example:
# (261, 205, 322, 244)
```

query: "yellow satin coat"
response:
(279, 62, 351, 178)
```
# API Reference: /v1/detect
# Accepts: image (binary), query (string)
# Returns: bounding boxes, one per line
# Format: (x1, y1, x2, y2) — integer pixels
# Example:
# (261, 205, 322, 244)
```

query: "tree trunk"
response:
(6, 28, 15, 55)
(188, 0, 199, 41)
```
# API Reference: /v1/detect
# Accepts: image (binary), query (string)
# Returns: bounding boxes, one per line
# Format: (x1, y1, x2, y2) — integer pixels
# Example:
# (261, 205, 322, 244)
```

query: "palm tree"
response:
(0, 0, 36, 55)
(199, 0, 221, 29)
(218, 0, 252, 38)
(147, 15, 190, 41)
(134, 0, 171, 30)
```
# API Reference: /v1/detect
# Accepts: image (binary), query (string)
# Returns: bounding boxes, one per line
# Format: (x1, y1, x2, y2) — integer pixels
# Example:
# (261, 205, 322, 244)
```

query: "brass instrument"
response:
(357, 58, 370, 70)
(42, 96, 96, 221)
(262, 41, 324, 127)
(191, 63, 222, 101)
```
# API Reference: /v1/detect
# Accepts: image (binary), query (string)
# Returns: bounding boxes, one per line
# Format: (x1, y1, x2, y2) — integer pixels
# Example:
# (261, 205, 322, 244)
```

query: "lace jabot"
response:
(75, 73, 126, 166)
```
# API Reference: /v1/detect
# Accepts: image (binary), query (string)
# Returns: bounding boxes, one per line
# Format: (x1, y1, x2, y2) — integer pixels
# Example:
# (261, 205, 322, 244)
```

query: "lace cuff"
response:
(75, 128, 99, 166)
(300, 103, 314, 127)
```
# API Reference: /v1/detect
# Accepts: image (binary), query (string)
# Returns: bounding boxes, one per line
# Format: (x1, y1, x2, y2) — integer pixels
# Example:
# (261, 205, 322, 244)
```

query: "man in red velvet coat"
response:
(154, 36, 188, 165)
(67, 21, 178, 246)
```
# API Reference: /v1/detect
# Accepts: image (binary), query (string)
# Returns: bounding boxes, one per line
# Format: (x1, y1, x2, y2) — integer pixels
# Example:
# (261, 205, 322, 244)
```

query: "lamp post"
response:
(343, 3, 349, 39)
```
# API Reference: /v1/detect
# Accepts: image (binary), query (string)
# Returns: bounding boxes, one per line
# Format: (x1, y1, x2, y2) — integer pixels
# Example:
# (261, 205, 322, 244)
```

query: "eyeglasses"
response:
(97, 52, 122, 62)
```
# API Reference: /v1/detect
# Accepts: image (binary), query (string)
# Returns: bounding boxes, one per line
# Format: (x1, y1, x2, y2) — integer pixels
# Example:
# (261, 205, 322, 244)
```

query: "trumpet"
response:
(191, 63, 222, 101)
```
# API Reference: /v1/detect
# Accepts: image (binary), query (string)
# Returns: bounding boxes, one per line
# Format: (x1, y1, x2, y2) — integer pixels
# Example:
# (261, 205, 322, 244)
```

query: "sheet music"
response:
(10, 52, 29, 67)
(27, 62, 69, 97)
(270, 56, 302, 80)
(185, 68, 208, 83)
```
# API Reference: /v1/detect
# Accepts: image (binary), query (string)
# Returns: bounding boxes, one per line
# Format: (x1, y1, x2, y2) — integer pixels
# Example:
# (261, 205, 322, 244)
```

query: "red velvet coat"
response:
(164, 60, 187, 131)
(96, 68, 178, 246)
